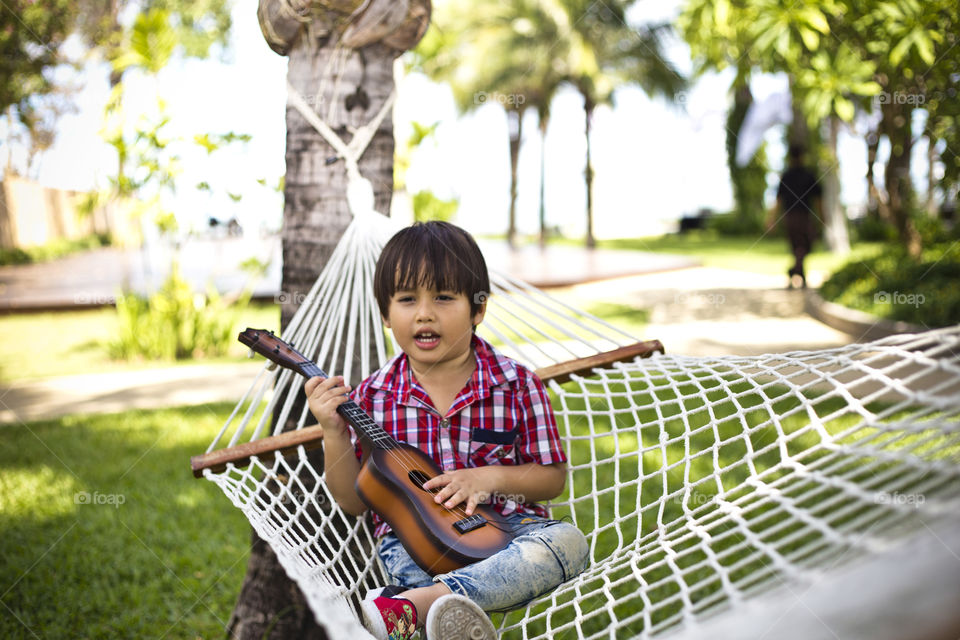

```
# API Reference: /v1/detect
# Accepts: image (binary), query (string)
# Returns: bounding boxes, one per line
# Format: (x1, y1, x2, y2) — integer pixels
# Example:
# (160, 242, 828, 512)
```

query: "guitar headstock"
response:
(238, 328, 313, 376)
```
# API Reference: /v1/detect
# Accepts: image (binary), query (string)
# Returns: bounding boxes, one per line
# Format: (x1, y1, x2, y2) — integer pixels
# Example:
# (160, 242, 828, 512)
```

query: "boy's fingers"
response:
(422, 474, 448, 491)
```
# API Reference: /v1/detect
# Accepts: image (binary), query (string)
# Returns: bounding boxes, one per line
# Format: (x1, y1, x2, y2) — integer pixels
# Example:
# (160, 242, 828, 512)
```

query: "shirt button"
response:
(439, 419, 450, 429)
(495, 449, 506, 458)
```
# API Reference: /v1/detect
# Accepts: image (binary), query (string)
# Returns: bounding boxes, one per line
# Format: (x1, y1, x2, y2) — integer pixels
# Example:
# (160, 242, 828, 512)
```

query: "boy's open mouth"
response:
(414, 331, 440, 348)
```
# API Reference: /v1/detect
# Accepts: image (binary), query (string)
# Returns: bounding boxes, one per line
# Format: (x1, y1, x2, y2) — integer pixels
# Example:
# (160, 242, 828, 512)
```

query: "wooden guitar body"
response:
(356, 442, 514, 576)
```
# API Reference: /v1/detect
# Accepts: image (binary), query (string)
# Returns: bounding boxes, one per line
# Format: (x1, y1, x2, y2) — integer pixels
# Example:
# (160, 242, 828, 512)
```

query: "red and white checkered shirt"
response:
(349, 335, 567, 537)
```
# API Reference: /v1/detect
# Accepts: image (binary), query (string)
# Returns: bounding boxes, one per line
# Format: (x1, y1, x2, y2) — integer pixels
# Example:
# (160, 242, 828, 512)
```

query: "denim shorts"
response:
(376, 512, 589, 612)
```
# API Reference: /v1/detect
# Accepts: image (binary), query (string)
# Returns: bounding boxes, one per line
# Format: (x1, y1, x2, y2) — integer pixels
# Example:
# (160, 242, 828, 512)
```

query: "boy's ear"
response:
(472, 301, 487, 327)
(382, 315, 391, 329)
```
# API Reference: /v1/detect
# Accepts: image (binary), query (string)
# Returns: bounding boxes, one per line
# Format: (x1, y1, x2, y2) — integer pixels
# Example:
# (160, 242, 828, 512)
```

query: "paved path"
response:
(557, 267, 850, 357)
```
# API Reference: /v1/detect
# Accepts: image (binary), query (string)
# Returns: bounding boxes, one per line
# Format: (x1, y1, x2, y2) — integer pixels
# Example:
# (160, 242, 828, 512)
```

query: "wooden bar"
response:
(534, 339, 664, 385)
(190, 339, 664, 477)
(190, 425, 325, 478)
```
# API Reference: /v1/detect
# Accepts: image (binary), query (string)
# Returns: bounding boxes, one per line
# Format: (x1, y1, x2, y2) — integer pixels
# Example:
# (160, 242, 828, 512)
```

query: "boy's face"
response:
(383, 283, 486, 374)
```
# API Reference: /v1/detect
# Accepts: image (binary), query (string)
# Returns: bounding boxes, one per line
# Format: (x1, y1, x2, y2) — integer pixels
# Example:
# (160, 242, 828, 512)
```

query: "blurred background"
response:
(1, 0, 958, 637)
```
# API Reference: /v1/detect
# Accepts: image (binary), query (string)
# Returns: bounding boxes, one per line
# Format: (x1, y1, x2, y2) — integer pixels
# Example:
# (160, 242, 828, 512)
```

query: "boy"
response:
(305, 221, 588, 640)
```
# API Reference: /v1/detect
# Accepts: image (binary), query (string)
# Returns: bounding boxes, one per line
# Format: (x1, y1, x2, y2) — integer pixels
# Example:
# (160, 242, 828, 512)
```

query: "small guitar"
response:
(238, 328, 514, 576)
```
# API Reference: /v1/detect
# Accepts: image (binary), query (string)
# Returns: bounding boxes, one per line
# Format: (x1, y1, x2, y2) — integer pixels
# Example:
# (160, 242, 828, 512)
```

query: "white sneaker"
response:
(426, 594, 497, 640)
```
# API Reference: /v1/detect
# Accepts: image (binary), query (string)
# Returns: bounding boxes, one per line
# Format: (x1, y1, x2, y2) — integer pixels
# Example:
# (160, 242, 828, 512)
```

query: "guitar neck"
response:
(296, 362, 397, 450)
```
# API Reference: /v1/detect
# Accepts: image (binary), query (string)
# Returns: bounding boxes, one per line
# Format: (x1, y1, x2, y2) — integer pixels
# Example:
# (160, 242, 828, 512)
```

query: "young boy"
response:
(305, 221, 588, 640)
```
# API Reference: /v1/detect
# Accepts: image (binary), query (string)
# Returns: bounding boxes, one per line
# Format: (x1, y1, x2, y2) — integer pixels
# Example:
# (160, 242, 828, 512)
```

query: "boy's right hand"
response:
(304, 376, 353, 440)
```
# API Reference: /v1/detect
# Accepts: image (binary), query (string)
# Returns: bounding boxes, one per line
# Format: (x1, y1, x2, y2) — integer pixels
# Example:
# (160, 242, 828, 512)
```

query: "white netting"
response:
(198, 211, 960, 638)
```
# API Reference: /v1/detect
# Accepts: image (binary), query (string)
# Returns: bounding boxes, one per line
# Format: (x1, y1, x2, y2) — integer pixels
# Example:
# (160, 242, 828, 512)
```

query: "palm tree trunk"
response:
(507, 107, 524, 248)
(822, 116, 849, 254)
(881, 99, 922, 258)
(227, 36, 395, 640)
(583, 96, 596, 249)
(538, 114, 548, 248)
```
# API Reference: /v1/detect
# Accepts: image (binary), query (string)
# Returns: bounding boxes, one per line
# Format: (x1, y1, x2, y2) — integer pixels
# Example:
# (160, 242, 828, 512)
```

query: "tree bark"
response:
(538, 114, 548, 248)
(507, 106, 524, 248)
(583, 96, 596, 249)
(881, 99, 922, 257)
(822, 116, 850, 254)
(227, 34, 396, 640)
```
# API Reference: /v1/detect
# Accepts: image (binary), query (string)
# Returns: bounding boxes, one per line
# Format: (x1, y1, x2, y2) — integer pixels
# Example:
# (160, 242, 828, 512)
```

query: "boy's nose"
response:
(415, 301, 435, 321)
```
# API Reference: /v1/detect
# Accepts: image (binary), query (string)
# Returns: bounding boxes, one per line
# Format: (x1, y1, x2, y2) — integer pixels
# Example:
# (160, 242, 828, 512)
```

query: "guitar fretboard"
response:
(299, 362, 396, 450)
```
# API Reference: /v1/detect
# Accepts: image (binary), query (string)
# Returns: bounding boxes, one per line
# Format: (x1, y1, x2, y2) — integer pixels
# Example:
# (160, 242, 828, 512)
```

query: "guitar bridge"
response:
(453, 514, 487, 534)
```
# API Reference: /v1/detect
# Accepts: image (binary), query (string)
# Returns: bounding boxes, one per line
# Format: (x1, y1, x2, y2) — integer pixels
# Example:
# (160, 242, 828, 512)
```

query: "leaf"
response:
(129, 9, 176, 74)
(194, 134, 218, 154)
(889, 30, 915, 67)
(799, 27, 820, 51)
(834, 96, 855, 121)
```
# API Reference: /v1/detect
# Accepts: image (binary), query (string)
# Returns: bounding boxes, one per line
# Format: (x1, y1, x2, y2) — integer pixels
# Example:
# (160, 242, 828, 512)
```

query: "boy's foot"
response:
(360, 589, 418, 640)
(426, 594, 497, 640)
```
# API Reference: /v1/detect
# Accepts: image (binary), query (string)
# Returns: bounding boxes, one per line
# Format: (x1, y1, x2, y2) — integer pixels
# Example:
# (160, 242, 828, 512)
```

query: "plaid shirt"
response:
(349, 335, 567, 537)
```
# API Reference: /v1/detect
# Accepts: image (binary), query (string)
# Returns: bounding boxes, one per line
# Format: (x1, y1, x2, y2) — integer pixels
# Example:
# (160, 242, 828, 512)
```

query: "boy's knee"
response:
(537, 522, 589, 580)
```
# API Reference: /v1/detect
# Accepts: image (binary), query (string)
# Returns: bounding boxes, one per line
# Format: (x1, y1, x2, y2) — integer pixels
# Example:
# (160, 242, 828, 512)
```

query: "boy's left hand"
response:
(422, 468, 496, 516)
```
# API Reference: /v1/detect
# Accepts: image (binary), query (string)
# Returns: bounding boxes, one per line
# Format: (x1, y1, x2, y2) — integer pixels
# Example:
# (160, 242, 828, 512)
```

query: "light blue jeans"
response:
(376, 513, 589, 612)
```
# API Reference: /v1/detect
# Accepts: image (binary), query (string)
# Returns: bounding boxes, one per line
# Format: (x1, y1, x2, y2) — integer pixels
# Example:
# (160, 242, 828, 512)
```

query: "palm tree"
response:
(417, 0, 570, 247)
(227, 2, 429, 638)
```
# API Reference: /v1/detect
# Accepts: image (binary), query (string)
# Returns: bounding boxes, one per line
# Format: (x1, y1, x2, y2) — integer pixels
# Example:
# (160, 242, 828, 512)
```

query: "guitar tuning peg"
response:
(247, 348, 256, 359)
(266, 361, 279, 371)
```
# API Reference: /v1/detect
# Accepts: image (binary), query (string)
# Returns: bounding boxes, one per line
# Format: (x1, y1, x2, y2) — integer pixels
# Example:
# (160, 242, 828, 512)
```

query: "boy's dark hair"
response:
(374, 221, 490, 318)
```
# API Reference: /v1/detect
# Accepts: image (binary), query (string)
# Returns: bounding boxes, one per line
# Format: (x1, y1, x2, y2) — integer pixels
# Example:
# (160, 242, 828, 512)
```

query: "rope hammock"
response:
(190, 85, 960, 638)
(192, 208, 960, 637)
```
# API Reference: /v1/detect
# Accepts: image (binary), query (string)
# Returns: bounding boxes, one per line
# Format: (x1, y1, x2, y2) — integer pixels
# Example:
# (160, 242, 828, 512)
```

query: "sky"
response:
(28, 0, 922, 242)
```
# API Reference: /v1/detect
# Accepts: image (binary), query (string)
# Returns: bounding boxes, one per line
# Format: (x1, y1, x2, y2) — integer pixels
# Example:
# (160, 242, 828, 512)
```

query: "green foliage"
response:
(707, 211, 766, 236)
(0, 404, 247, 638)
(820, 243, 960, 327)
(0, 0, 76, 121)
(109, 264, 249, 361)
(412, 190, 459, 223)
(0, 234, 111, 266)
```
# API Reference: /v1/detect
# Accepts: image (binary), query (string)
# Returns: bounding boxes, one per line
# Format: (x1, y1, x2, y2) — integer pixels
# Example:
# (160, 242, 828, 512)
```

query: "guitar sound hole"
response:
(408, 470, 435, 493)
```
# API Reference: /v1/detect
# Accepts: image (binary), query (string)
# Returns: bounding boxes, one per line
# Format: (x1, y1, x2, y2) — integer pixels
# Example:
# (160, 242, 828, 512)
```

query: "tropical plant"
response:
(415, 0, 568, 246)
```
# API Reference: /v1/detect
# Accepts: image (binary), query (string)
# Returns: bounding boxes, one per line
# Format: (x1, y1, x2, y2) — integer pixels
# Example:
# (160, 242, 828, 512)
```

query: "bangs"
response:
(392, 249, 468, 295)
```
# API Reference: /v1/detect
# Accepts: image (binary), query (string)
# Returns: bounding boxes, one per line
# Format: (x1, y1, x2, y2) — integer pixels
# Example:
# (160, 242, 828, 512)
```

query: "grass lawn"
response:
(0, 403, 249, 639)
(0, 302, 280, 382)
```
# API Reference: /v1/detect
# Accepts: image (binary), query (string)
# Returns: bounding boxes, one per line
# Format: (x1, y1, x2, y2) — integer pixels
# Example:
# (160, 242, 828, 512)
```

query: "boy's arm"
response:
(305, 376, 367, 516)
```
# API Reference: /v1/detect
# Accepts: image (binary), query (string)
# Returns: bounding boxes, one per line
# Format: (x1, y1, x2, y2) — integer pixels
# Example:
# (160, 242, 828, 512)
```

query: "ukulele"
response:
(238, 328, 514, 576)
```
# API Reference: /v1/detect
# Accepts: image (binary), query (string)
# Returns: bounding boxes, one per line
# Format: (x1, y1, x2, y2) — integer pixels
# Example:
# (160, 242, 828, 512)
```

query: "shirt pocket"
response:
(468, 426, 520, 467)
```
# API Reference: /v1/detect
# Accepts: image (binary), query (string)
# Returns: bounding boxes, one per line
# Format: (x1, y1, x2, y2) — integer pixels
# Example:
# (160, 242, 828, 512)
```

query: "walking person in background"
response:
(767, 144, 822, 289)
